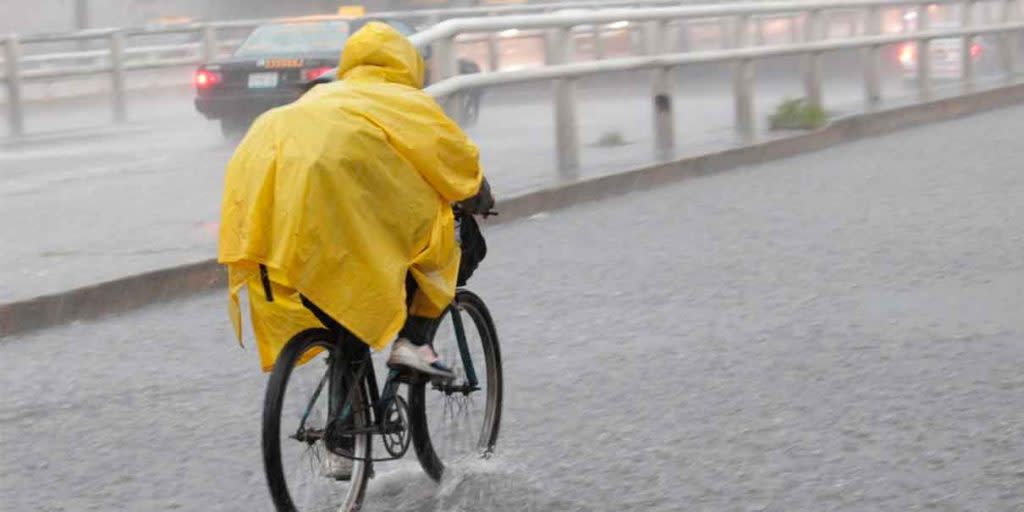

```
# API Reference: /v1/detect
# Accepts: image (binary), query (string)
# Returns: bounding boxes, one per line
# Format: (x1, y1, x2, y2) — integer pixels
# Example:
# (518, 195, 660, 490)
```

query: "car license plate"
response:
(248, 72, 279, 89)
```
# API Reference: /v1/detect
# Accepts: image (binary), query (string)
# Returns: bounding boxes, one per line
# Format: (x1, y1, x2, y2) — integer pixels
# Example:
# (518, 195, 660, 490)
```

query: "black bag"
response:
(456, 212, 487, 286)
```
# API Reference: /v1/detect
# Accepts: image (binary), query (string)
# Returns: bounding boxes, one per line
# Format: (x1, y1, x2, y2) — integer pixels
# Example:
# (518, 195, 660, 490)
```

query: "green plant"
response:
(593, 130, 628, 147)
(768, 98, 828, 131)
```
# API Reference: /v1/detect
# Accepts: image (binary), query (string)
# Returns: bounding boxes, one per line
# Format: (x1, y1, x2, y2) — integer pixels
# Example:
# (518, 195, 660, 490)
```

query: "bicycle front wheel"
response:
(408, 289, 503, 481)
(262, 328, 371, 512)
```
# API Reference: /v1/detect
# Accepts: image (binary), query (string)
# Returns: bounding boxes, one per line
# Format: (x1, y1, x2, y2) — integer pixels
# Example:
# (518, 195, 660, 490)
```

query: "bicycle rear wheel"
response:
(263, 328, 371, 512)
(408, 290, 503, 481)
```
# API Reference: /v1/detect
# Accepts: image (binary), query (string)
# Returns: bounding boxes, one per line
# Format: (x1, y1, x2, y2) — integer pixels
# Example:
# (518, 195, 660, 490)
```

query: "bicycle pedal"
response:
(393, 369, 426, 385)
(429, 373, 456, 386)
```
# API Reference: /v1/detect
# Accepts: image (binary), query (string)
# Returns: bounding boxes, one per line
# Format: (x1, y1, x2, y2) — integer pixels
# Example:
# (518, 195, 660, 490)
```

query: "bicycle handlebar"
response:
(453, 205, 498, 219)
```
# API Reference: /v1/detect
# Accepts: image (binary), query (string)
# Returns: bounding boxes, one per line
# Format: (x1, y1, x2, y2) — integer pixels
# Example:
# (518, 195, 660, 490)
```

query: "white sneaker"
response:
(322, 450, 353, 481)
(387, 338, 455, 380)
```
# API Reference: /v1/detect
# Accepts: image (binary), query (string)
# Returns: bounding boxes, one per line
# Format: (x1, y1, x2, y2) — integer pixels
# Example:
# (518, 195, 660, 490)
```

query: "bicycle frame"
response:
(301, 298, 479, 449)
(448, 303, 480, 389)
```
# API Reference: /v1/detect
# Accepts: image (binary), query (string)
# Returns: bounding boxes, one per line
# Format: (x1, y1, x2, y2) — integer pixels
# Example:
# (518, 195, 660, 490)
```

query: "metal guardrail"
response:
(410, 0, 1021, 172)
(430, 22, 1023, 168)
(0, 1, 724, 137)
(1, 0, 714, 68)
(9, 0, 717, 42)
(0, 0, 1019, 143)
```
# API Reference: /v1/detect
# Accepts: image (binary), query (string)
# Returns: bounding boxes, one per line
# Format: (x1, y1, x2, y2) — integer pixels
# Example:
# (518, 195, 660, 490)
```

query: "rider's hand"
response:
(457, 177, 494, 215)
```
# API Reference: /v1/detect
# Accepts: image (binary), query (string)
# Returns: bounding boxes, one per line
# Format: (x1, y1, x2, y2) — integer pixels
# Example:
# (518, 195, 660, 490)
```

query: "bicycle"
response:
(260, 217, 503, 511)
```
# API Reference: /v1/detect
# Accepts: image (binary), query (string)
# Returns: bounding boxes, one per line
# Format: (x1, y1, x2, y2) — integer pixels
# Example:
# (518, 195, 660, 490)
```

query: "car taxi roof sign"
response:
(337, 5, 366, 18)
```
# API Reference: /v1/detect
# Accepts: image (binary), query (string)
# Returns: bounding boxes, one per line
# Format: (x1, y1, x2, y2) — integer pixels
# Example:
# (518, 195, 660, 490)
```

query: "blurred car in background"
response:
(895, 21, 995, 82)
(194, 16, 481, 139)
(891, 4, 1009, 84)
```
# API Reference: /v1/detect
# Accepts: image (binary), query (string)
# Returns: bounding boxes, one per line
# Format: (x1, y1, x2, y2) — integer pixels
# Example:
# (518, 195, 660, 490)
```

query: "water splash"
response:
(363, 456, 592, 512)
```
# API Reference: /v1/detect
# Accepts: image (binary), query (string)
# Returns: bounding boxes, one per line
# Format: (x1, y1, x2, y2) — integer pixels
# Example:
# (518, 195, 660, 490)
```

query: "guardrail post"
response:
(803, 9, 822, 42)
(650, 20, 674, 159)
(486, 12, 501, 71)
(1000, 0, 1018, 80)
(962, 0, 977, 91)
(803, 9, 824, 109)
(109, 30, 127, 123)
(730, 12, 753, 139)
(652, 66, 675, 159)
(822, 10, 833, 39)
(487, 33, 500, 71)
(625, 21, 639, 55)
(548, 27, 579, 174)
(3, 36, 25, 137)
(733, 58, 755, 143)
(719, 17, 733, 48)
(433, 36, 463, 121)
(641, 21, 664, 55)
(676, 19, 692, 51)
(652, 19, 672, 54)
(918, 41, 933, 100)
(734, 14, 751, 48)
(790, 14, 800, 43)
(201, 24, 218, 63)
(429, 37, 446, 85)
(664, 20, 678, 53)
(917, 4, 933, 99)
(755, 16, 766, 45)
(848, 10, 860, 36)
(917, 3, 931, 31)
(543, 29, 553, 61)
(864, 5, 883, 109)
(592, 22, 605, 60)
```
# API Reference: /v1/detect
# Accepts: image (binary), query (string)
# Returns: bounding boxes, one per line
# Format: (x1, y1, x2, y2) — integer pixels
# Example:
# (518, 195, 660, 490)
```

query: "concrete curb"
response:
(0, 260, 225, 337)
(3, 80, 1024, 338)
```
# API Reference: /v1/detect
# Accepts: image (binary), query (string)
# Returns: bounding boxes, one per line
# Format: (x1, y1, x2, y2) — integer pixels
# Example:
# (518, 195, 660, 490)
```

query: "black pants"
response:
(400, 273, 434, 346)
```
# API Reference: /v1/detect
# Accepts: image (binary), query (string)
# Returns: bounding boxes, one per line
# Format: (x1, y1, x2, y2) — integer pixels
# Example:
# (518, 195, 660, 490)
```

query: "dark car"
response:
(194, 17, 481, 139)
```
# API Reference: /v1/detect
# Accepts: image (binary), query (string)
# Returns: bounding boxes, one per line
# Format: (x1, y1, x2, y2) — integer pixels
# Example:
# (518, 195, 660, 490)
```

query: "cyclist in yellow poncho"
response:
(218, 22, 492, 378)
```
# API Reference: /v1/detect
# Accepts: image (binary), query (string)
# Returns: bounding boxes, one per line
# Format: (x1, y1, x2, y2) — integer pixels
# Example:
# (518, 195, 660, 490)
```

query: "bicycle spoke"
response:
(265, 333, 370, 512)
(406, 291, 502, 481)
(423, 303, 494, 462)
(286, 444, 320, 508)
(298, 366, 330, 431)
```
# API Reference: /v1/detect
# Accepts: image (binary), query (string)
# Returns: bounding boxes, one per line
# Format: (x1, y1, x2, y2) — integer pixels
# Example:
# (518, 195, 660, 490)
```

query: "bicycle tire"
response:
(407, 289, 503, 481)
(262, 328, 372, 512)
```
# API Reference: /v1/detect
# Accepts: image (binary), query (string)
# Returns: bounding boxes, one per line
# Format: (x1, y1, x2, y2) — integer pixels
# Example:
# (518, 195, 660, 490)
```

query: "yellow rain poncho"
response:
(218, 22, 483, 370)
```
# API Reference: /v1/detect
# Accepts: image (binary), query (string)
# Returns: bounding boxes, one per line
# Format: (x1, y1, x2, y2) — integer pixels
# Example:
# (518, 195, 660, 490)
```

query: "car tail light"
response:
(194, 69, 222, 89)
(303, 66, 334, 81)
(970, 42, 983, 58)
(898, 43, 916, 66)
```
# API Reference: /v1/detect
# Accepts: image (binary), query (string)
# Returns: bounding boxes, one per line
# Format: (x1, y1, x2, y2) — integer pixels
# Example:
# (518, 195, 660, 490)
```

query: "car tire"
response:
(460, 93, 480, 126)
(220, 117, 250, 142)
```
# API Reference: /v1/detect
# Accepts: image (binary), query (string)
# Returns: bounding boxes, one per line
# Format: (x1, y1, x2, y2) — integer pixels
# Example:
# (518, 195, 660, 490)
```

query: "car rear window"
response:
(350, 18, 416, 36)
(235, 21, 351, 57)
